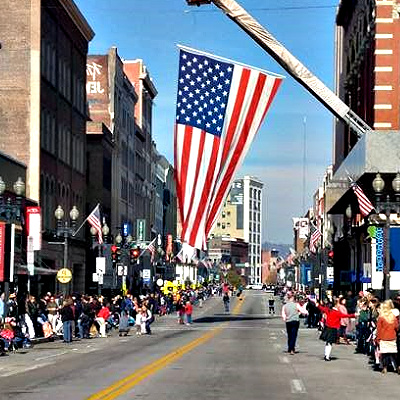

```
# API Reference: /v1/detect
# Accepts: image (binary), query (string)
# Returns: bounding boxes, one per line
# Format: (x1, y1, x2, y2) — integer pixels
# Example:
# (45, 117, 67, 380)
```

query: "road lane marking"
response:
(291, 379, 307, 393)
(279, 356, 289, 364)
(87, 297, 245, 400)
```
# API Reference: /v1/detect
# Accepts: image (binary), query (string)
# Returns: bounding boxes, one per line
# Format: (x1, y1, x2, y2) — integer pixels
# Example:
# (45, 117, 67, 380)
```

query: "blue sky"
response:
(75, 0, 337, 245)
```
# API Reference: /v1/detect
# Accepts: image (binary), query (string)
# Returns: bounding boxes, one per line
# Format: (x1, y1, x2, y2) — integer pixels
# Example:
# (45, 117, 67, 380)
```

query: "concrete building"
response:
(0, 0, 94, 293)
(211, 176, 263, 284)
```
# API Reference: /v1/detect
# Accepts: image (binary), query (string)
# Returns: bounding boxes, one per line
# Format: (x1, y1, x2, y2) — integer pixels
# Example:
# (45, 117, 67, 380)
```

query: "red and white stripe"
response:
(351, 183, 374, 217)
(175, 64, 282, 249)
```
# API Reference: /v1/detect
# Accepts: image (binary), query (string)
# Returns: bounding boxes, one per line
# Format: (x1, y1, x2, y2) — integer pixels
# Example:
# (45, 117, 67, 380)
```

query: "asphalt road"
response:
(1, 292, 400, 400)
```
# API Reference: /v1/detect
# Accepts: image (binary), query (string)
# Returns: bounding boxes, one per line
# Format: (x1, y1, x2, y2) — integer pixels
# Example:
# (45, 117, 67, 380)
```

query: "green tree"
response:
(226, 269, 244, 288)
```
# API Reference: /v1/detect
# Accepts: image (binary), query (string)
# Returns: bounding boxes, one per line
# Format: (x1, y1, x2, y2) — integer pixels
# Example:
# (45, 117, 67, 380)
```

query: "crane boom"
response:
(186, 0, 372, 137)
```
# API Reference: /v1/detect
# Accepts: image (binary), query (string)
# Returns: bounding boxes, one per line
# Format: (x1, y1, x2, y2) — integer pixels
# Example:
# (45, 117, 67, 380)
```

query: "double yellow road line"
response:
(88, 295, 245, 400)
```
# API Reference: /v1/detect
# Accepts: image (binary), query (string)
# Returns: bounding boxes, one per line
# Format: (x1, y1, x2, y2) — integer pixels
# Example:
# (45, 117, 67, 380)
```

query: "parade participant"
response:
(223, 292, 230, 313)
(281, 292, 308, 355)
(376, 300, 400, 374)
(317, 300, 356, 361)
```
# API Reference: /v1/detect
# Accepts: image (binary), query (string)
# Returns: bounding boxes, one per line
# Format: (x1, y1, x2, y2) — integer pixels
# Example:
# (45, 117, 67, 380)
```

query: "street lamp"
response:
(90, 219, 109, 295)
(0, 176, 25, 312)
(54, 205, 79, 292)
(372, 172, 400, 300)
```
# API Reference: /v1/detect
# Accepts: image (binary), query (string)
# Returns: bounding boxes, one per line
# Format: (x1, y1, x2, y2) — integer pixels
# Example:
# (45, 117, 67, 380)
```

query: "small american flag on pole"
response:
(147, 238, 157, 262)
(351, 182, 374, 217)
(87, 204, 103, 244)
(175, 46, 283, 249)
(309, 224, 321, 254)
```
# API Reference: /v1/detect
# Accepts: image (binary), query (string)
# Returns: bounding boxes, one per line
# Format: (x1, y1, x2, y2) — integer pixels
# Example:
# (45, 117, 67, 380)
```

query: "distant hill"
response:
(262, 242, 291, 257)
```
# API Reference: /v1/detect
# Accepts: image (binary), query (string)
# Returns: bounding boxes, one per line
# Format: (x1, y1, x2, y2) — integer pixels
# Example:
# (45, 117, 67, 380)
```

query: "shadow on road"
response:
(194, 314, 280, 323)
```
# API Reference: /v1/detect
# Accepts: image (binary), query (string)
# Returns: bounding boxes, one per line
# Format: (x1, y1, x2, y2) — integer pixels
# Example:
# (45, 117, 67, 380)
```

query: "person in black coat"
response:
(60, 299, 74, 343)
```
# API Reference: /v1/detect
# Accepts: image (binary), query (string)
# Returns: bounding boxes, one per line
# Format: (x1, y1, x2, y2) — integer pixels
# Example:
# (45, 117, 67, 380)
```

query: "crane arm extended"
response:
(187, 0, 372, 137)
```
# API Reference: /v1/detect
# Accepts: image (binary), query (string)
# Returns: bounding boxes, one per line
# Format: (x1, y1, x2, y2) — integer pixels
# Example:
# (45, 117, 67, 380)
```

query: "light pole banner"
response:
(26, 206, 42, 251)
(0, 222, 5, 281)
(376, 227, 384, 272)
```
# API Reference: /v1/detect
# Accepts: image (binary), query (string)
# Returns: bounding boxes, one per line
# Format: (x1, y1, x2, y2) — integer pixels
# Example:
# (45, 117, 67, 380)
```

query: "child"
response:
(135, 308, 145, 336)
(268, 295, 275, 315)
(0, 321, 15, 352)
(185, 301, 193, 325)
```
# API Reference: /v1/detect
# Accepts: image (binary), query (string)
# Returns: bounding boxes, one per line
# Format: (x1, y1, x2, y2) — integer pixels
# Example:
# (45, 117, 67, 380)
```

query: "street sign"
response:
(92, 273, 99, 282)
(143, 269, 151, 279)
(96, 257, 106, 275)
(156, 278, 164, 287)
(137, 219, 146, 242)
(57, 268, 72, 283)
(117, 264, 128, 276)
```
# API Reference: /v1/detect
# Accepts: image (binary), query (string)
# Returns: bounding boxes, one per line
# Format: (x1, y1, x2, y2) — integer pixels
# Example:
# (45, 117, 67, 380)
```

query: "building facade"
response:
(0, 0, 94, 293)
(87, 47, 138, 238)
(211, 175, 263, 284)
(123, 60, 158, 243)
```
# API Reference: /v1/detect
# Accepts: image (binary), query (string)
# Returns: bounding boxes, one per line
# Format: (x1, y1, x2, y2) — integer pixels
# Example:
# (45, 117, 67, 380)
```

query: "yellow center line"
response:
(87, 296, 245, 400)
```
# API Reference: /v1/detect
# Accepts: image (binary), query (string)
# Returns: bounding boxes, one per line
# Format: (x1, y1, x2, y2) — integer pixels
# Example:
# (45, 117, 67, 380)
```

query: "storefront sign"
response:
(57, 268, 72, 283)
(137, 219, 146, 242)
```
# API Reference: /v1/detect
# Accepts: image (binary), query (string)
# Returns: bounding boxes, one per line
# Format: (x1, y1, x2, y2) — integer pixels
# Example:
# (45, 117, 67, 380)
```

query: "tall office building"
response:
(211, 176, 263, 284)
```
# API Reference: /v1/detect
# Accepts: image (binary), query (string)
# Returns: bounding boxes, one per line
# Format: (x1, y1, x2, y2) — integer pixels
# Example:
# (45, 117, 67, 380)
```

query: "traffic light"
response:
(328, 250, 334, 267)
(186, 0, 211, 6)
(130, 247, 140, 264)
(116, 245, 122, 263)
(111, 245, 118, 265)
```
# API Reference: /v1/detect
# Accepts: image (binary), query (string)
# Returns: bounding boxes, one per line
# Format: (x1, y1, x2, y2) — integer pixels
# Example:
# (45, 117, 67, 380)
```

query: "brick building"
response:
(0, 0, 94, 293)
(326, 0, 400, 294)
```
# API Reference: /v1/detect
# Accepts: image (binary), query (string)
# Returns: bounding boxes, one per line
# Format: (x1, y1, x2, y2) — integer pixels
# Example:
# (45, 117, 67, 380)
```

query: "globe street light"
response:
(0, 177, 25, 312)
(54, 205, 79, 293)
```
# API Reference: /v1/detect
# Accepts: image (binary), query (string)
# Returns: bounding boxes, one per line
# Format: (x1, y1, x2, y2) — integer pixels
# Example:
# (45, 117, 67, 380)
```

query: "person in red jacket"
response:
(185, 301, 193, 325)
(317, 300, 356, 361)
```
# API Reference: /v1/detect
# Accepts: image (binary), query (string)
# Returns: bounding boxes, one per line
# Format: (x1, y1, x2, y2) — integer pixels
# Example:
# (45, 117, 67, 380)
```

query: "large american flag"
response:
(351, 182, 374, 217)
(309, 224, 321, 254)
(87, 204, 103, 244)
(175, 47, 283, 249)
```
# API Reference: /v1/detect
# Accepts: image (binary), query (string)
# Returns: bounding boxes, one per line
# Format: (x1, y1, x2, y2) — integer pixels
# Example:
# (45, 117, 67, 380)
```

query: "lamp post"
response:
(0, 176, 25, 311)
(372, 172, 400, 300)
(54, 205, 79, 294)
(90, 220, 109, 295)
(113, 230, 133, 293)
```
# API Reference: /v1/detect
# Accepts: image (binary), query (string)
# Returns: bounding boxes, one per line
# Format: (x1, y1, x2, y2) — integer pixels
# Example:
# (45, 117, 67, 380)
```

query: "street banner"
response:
(26, 206, 42, 251)
(174, 46, 283, 249)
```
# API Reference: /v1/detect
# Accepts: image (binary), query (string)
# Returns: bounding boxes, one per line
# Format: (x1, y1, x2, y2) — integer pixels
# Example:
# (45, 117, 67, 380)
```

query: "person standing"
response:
(317, 300, 355, 361)
(376, 300, 400, 374)
(60, 299, 74, 343)
(223, 292, 230, 313)
(281, 293, 308, 355)
(185, 301, 193, 325)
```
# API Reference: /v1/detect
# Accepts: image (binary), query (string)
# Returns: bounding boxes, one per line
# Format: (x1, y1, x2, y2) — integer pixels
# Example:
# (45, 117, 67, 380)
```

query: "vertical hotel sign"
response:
(0, 222, 5, 281)
(26, 206, 42, 250)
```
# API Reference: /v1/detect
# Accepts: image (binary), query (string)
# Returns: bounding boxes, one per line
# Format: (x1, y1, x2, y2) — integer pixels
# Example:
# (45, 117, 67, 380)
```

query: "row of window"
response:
(40, 174, 83, 232)
(250, 188, 261, 201)
(40, 109, 85, 174)
(41, 38, 86, 115)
